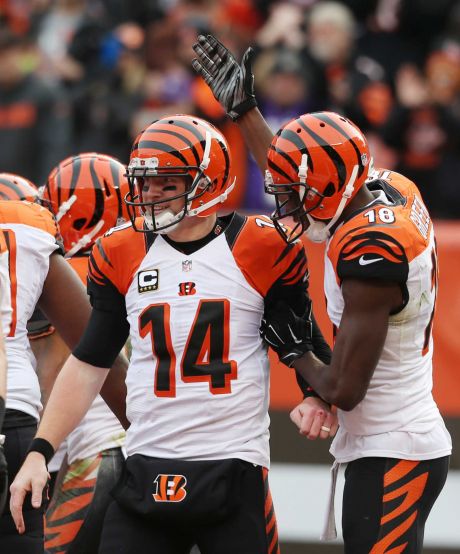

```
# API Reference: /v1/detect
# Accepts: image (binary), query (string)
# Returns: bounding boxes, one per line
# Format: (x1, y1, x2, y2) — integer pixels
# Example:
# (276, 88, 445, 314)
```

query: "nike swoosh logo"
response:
(359, 255, 384, 266)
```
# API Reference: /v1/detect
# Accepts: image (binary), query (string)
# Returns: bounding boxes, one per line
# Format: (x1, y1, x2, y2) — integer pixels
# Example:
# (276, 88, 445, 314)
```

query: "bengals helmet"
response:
(125, 114, 235, 233)
(0, 173, 39, 202)
(265, 112, 371, 243)
(42, 153, 129, 257)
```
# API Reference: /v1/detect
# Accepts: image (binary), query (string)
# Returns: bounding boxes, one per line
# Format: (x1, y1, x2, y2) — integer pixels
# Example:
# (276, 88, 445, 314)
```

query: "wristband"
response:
(0, 396, 5, 431)
(227, 97, 258, 121)
(27, 438, 55, 464)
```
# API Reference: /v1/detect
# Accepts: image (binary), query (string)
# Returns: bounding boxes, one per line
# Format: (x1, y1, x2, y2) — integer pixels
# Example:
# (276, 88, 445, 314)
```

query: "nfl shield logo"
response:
(182, 260, 192, 272)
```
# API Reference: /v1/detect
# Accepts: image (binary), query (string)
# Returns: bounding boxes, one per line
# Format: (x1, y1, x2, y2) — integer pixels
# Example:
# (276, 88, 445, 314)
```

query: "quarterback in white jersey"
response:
(10, 115, 335, 554)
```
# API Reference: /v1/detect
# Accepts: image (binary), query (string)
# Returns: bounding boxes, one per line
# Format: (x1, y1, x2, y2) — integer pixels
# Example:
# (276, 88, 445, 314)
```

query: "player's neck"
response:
(166, 213, 218, 242)
(341, 185, 376, 221)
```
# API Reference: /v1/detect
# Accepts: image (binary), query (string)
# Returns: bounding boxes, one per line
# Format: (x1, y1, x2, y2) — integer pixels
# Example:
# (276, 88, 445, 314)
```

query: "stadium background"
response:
(0, 0, 459, 551)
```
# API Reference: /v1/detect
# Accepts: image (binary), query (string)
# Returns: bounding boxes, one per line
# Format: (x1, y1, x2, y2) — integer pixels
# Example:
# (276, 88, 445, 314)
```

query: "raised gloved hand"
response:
(192, 34, 257, 121)
(260, 300, 313, 367)
(0, 436, 7, 516)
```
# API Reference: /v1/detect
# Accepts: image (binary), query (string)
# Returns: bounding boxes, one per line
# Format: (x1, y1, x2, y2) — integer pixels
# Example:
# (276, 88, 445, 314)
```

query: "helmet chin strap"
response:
(64, 219, 105, 258)
(144, 207, 184, 234)
(305, 165, 359, 243)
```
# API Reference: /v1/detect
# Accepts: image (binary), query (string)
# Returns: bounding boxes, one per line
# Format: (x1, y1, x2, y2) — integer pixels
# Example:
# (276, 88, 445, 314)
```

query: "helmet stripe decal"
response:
(56, 164, 62, 206)
(0, 179, 23, 200)
(141, 129, 201, 166)
(136, 141, 190, 166)
(87, 157, 105, 228)
(311, 113, 365, 180)
(109, 159, 124, 220)
(68, 156, 82, 198)
(297, 118, 347, 191)
(267, 153, 295, 182)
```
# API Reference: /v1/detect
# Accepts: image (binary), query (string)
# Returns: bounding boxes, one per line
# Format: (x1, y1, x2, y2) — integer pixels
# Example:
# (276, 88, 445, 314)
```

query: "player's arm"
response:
(10, 283, 129, 533)
(37, 253, 129, 427)
(0, 310, 7, 515)
(265, 278, 402, 410)
(192, 34, 273, 172)
(28, 313, 70, 407)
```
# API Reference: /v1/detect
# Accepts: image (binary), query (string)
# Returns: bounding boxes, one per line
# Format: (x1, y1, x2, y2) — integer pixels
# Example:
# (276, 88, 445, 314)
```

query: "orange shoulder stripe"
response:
(232, 215, 308, 297)
(88, 225, 146, 295)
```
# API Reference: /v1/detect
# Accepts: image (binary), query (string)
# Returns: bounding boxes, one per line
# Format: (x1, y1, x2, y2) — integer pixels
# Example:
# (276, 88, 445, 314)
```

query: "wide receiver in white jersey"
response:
(191, 33, 452, 554)
(10, 114, 336, 554)
(0, 174, 128, 554)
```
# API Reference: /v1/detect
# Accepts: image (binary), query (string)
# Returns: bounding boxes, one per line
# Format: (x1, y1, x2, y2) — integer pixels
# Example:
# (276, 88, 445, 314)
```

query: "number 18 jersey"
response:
(325, 171, 452, 463)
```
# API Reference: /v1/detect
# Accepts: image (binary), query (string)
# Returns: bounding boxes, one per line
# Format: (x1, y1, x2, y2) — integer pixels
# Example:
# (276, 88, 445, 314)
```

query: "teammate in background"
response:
(0, 231, 10, 515)
(11, 114, 336, 554)
(40, 153, 127, 554)
(0, 174, 70, 499)
(192, 35, 452, 553)
(0, 174, 128, 554)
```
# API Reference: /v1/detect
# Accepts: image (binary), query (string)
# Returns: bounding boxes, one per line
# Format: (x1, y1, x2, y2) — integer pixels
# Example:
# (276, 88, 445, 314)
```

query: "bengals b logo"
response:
(153, 474, 187, 502)
(178, 282, 196, 296)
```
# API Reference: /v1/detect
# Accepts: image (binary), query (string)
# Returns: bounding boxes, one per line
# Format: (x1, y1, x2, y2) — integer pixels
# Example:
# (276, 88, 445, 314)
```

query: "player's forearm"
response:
(35, 354, 108, 449)
(237, 108, 274, 172)
(100, 352, 130, 429)
(292, 352, 340, 407)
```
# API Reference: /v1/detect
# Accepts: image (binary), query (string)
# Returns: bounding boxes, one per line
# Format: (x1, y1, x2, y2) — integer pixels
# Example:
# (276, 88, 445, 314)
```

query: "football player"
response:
(10, 114, 336, 554)
(38, 153, 128, 554)
(0, 173, 128, 554)
(191, 35, 452, 554)
(0, 231, 9, 515)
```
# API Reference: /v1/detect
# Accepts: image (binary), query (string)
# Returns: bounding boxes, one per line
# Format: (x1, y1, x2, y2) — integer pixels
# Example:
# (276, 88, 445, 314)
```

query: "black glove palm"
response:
(192, 34, 257, 121)
(260, 300, 314, 367)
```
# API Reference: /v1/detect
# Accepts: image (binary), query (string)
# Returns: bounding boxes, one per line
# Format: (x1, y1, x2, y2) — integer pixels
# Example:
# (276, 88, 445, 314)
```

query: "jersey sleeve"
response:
(87, 237, 127, 313)
(331, 227, 409, 285)
(232, 215, 309, 299)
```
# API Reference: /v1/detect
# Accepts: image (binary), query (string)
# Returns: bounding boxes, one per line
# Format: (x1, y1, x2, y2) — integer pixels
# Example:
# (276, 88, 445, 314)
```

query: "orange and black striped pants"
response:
(342, 455, 449, 553)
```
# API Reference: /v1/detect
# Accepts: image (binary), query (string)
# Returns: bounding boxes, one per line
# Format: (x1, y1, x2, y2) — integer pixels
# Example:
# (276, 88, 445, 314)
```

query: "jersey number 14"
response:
(139, 299, 237, 397)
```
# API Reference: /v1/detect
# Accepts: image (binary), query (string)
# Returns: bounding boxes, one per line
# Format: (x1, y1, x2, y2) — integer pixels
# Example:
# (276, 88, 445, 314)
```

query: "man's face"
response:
(140, 175, 188, 216)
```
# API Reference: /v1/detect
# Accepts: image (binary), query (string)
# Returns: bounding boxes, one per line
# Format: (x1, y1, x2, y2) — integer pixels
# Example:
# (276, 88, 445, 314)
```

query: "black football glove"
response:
(0, 438, 7, 516)
(260, 300, 314, 367)
(192, 34, 257, 121)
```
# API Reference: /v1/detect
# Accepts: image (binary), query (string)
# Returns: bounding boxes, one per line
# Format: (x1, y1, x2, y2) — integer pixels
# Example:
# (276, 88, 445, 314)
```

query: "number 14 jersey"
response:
(88, 213, 308, 468)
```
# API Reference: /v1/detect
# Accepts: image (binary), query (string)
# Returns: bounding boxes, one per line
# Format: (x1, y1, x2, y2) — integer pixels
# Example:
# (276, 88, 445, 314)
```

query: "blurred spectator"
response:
(244, 46, 325, 211)
(64, 18, 145, 162)
(0, 26, 72, 184)
(1, 0, 459, 218)
(380, 48, 460, 218)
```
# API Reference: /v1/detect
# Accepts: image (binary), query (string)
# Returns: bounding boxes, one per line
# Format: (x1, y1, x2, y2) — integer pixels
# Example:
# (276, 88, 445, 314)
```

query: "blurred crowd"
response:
(1, 0, 460, 217)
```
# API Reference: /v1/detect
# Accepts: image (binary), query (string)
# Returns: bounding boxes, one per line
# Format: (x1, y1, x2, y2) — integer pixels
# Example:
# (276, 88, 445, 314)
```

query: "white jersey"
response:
(0, 235, 11, 337)
(88, 214, 309, 468)
(0, 201, 61, 420)
(325, 172, 452, 463)
(65, 255, 125, 464)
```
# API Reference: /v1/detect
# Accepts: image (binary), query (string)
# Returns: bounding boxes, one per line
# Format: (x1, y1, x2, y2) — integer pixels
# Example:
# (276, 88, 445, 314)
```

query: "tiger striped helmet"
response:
(125, 114, 235, 233)
(42, 153, 129, 257)
(0, 173, 39, 202)
(265, 112, 371, 243)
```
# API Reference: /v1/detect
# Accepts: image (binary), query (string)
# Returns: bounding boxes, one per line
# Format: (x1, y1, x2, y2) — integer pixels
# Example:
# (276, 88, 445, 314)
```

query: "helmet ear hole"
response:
(73, 218, 86, 230)
(323, 183, 335, 197)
